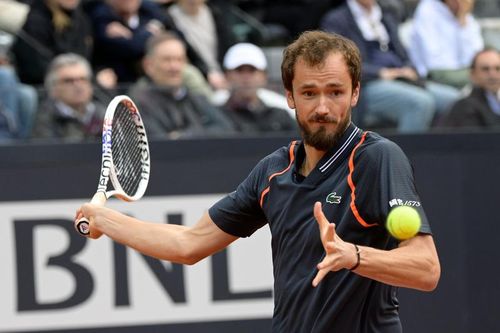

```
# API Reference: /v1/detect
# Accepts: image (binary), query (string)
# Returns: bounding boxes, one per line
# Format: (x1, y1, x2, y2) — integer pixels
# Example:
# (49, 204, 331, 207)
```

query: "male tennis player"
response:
(76, 31, 440, 332)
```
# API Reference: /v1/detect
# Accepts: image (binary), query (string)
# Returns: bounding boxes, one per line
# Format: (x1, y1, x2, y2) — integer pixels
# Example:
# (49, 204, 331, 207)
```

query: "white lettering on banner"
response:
(0, 195, 273, 332)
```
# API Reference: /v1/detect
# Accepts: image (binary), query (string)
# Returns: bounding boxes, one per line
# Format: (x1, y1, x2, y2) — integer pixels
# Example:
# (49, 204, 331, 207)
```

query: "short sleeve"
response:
(209, 160, 268, 238)
(352, 136, 432, 234)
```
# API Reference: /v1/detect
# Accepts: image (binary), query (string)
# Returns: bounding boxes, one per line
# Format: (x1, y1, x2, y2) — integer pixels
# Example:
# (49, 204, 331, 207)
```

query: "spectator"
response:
(87, 0, 174, 85)
(0, 31, 38, 140)
(87, 0, 207, 89)
(11, 0, 93, 85)
(128, 32, 234, 139)
(409, 0, 484, 89)
(167, 0, 237, 91)
(215, 42, 298, 135)
(440, 48, 500, 128)
(33, 53, 106, 141)
(321, 0, 460, 133)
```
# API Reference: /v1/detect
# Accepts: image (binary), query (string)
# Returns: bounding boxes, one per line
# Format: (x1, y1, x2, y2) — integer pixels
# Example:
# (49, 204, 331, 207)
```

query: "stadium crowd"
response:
(0, 0, 499, 142)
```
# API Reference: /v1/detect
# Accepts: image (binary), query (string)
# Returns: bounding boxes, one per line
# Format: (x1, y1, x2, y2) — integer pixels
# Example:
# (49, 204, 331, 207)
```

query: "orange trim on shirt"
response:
(259, 141, 298, 208)
(347, 132, 377, 228)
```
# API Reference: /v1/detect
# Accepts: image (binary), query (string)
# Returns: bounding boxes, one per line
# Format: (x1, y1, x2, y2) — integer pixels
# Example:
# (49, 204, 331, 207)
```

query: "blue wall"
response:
(1, 131, 499, 333)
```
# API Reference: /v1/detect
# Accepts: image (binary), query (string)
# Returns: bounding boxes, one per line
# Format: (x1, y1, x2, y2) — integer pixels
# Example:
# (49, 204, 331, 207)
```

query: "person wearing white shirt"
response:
(409, 0, 484, 88)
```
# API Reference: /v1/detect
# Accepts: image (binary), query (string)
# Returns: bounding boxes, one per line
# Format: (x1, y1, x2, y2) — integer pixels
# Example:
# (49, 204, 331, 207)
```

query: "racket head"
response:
(101, 95, 150, 201)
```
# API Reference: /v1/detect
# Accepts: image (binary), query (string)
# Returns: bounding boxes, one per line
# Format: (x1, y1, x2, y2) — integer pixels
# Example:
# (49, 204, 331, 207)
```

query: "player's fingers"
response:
(74, 208, 83, 221)
(314, 202, 334, 241)
(312, 267, 329, 287)
(327, 223, 336, 241)
(314, 201, 328, 227)
(317, 255, 334, 270)
(324, 241, 337, 252)
(88, 217, 103, 239)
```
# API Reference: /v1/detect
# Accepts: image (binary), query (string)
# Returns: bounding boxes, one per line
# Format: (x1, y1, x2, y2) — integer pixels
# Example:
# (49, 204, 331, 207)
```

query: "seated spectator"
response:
(0, 32, 38, 140)
(215, 42, 298, 135)
(409, 0, 484, 89)
(33, 53, 106, 141)
(128, 32, 234, 139)
(167, 0, 237, 90)
(440, 48, 500, 128)
(12, 0, 93, 85)
(321, 0, 460, 133)
(87, 0, 167, 85)
(87, 0, 206, 88)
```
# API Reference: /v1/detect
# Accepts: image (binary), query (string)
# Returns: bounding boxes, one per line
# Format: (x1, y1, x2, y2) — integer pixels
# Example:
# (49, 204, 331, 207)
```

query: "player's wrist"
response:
(349, 244, 361, 271)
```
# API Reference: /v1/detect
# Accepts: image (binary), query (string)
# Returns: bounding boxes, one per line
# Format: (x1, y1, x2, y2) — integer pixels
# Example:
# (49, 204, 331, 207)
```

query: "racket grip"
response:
(75, 192, 107, 237)
(76, 217, 91, 236)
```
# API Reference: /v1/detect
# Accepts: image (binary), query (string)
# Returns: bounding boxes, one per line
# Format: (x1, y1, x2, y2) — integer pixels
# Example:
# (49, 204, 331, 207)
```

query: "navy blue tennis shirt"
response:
(209, 123, 432, 333)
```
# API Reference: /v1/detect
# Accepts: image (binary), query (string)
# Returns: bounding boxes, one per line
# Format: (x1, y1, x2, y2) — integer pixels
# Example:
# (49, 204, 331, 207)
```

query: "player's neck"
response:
(301, 145, 327, 177)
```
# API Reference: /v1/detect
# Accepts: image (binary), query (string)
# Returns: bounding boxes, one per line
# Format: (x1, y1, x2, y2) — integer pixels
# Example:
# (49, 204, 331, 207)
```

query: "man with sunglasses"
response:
(441, 48, 500, 128)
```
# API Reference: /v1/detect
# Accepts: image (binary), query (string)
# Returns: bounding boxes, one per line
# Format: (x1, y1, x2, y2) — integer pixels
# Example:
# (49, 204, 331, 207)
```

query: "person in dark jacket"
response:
(87, 0, 208, 86)
(128, 32, 234, 139)
(33, 53, 106, 141)
(12, 0, 93, 85)
(219, 43, 298, 135)
(440, 48, 500, 129)
(320, 0, 459, 132)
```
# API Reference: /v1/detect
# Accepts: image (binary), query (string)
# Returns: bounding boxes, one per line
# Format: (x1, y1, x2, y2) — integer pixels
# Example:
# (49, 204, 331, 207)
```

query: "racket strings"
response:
(112, 103, 145, 196)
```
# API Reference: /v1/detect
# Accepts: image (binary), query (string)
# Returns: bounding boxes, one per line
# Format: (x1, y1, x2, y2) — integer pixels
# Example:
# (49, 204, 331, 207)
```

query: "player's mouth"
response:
(310, 114, 338, 124)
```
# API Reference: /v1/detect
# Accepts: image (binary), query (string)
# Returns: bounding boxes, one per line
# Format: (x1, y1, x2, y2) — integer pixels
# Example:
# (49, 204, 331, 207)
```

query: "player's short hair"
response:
(281, 30, 361, 91)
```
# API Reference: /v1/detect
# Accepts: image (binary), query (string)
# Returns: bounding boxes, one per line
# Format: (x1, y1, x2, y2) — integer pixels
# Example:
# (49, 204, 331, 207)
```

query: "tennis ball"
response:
(386, 206, 421, 240)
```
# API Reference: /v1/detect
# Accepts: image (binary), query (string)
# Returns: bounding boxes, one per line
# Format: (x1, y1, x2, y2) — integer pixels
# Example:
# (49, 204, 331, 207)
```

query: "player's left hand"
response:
(312, 201, 358, 287)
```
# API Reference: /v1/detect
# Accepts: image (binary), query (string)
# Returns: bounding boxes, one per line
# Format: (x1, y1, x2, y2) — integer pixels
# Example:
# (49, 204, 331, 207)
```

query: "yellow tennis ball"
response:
(386, 206, 421, 240)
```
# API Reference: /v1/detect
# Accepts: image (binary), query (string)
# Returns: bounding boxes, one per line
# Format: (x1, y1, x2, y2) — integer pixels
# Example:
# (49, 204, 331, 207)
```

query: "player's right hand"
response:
(75, 204, 103, 239)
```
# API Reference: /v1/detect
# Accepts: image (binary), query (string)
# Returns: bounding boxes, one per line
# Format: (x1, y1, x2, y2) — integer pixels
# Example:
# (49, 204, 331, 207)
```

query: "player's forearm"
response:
(93, 208, 237, 265)
(94, 208, 194, 264)
(353, 235, 440, 291)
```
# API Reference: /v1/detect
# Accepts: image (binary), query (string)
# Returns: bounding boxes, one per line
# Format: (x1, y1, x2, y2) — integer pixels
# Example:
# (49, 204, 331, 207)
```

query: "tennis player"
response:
(76, 30, 440, 332)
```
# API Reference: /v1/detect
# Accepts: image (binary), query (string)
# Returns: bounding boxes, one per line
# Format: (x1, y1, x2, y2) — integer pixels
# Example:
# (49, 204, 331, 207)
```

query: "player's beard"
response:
(296, 110, 351, 151)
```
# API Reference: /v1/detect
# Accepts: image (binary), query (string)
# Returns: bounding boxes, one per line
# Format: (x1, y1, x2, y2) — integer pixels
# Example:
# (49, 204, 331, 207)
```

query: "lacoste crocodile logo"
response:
(326, 192, 342, 204)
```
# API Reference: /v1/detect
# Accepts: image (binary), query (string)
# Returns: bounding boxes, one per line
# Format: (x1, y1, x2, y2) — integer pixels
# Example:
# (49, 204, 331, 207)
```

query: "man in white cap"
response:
(214, 42, 297, 135)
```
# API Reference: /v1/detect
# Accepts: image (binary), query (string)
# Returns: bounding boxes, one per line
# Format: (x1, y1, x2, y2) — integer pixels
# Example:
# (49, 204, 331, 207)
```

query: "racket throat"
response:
(91, 191, 108, 205)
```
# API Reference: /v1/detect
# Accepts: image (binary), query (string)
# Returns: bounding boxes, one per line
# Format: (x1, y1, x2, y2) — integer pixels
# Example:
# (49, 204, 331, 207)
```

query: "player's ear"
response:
(350, 82, 360, 108)
(286, 90, 296, 109)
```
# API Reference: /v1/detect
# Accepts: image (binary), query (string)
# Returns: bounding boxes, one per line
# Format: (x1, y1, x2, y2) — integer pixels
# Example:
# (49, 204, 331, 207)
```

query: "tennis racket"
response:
(75, 95, 150, 236)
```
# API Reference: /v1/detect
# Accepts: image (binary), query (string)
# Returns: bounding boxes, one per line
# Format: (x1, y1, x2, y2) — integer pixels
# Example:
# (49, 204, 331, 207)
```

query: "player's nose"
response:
(315, 95, 329, 114)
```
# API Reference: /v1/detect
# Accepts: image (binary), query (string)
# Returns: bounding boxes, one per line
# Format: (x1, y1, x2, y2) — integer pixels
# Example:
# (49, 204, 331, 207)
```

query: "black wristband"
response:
(349, 244, 361, 271)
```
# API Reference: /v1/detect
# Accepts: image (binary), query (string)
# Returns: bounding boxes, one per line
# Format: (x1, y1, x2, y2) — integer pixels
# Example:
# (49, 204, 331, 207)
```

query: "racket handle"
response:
(75, 192, 107, 237)
(76, 217, 91, 236)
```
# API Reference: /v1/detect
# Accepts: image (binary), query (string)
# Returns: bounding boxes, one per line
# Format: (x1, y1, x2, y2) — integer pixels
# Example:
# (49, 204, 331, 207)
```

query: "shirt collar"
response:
(347, 0, 389, 44)
(294, 122, 362, 176)
(347, 0, 382, 22)
(485, 91, 500, 115)
(55, 100, 96, 124)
